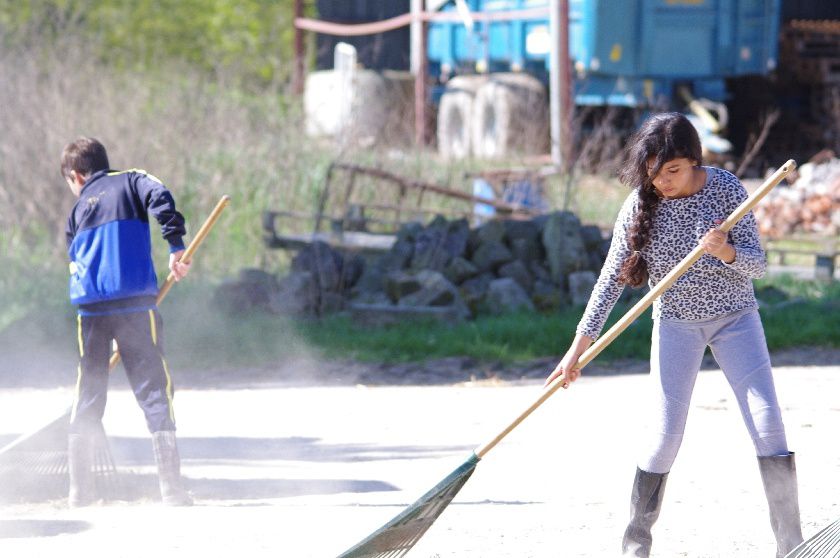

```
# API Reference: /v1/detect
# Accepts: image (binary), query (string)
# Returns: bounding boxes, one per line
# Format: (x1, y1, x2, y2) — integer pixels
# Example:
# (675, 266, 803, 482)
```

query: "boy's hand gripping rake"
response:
(108, 194, 231, 368)
(0, 195, 230, 501)
(336, 161, 797, 558)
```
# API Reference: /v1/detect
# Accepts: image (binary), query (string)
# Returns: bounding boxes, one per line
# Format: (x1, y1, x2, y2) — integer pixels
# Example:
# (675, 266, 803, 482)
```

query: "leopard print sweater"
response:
(577, 166, 766, 340)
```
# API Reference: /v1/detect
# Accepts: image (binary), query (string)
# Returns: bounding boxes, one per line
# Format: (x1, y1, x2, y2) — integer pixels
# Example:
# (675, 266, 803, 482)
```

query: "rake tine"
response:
(808, 518, 840, 553)
(786, 517, 840, 557)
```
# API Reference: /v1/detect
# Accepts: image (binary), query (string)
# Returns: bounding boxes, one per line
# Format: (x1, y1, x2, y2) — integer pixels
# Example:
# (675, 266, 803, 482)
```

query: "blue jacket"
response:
(65, 169, 186, 315)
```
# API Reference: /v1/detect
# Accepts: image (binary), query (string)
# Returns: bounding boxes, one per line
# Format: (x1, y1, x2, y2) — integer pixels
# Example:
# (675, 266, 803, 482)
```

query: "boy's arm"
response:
(65, 214, 75, 250)
(134, 172, 187, 253)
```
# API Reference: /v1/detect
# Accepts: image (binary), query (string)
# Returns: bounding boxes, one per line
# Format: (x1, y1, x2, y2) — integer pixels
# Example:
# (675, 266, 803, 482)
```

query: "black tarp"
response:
(315, 0, 411, 71)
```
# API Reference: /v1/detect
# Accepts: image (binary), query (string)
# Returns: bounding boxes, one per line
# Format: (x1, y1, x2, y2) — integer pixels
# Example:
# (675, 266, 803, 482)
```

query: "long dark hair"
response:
(616, 112, 703, 287)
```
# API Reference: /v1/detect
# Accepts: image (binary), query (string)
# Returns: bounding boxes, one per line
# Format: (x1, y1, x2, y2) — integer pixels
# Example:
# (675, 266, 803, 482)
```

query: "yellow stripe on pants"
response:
(71, 315, 84, 423)
(149, 310, 176, 424)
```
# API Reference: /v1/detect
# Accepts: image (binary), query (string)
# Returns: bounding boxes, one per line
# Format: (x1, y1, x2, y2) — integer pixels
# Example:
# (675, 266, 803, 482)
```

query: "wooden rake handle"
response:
(108, 195, 231, 370)
(474, 160, 797, 459)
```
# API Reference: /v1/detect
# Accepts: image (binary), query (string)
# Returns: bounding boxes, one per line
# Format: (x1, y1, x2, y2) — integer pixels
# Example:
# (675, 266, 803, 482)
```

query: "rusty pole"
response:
(292, 0, 305, 95)
(411, 0, 428, 146)
(560, 0, 573, 168)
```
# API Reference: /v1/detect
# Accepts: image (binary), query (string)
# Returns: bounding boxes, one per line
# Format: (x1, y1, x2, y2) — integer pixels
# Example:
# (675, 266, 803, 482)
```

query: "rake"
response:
(0, 195, 230, 502)
(785, 517, 840, 558)
(336, 160, 797, 558)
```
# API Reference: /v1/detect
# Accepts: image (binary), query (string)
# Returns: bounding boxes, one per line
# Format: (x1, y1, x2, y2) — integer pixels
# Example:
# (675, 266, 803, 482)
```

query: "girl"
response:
(545, 112, 803, 557)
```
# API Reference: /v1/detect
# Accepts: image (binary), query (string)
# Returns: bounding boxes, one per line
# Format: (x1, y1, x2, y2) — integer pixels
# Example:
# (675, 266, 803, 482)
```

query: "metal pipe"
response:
(411, 0, 428, 146)
(549, 0, 571, 170)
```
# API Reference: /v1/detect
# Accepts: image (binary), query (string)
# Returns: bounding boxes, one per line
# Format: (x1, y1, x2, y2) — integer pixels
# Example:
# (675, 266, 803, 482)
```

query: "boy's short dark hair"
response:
(61, 137, 110, 179)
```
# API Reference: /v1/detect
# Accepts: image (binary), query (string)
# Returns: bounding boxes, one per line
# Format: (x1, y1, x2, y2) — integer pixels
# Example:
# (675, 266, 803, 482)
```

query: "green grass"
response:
(156, 275, 840, 367)
(292, 306, 653, 364)
(0, 275, 837, 377)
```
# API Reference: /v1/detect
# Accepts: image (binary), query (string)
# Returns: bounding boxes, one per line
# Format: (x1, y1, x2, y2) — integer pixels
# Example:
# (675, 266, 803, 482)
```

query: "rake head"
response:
(785, 517, 840, 558)
(0, 409, 120, 503)
(337, 453, 480, 558)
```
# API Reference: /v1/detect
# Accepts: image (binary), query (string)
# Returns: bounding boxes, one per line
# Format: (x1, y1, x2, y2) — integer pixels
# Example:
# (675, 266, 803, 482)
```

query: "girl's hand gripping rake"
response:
(336, 160, 797, 558)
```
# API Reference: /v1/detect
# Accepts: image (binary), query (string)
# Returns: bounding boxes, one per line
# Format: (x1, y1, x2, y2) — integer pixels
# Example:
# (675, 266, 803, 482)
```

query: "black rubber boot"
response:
(622, 467, 669, 557)
(151, 431, 193, 506)
(68, 433, 96, 507)
(758, 453, 804, 558)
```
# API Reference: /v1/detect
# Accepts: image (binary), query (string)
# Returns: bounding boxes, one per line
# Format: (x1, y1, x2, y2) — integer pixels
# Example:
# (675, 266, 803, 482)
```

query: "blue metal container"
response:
(428, 0, 781, 106)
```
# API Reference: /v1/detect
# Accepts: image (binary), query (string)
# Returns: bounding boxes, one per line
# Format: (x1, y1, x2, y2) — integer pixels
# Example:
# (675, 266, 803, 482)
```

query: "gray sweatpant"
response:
(638, 307, 789, 474)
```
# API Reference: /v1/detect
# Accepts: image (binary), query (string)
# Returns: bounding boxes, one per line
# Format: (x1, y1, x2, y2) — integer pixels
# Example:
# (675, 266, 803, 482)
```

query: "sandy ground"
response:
(0, 358, 838, 558)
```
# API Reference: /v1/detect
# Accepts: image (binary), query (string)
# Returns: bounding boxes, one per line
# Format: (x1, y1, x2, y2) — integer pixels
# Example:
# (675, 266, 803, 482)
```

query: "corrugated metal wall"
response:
(315, 0, 411, 70)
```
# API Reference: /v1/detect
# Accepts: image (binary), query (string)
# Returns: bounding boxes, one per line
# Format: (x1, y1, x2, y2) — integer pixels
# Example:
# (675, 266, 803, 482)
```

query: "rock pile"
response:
(220, 211, 614, 321)
(753, 154, 840, 238)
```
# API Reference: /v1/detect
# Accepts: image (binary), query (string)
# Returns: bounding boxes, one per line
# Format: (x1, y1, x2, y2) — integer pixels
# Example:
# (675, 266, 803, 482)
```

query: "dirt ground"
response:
(0, 349, 838, 558)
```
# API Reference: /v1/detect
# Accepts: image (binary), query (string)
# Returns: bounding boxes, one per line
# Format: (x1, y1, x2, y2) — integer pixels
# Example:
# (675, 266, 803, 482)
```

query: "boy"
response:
(62, 137, 192, 506)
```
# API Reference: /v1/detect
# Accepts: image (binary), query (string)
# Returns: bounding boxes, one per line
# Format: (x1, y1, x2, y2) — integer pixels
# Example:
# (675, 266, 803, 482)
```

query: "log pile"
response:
(753, 152, 840, 238)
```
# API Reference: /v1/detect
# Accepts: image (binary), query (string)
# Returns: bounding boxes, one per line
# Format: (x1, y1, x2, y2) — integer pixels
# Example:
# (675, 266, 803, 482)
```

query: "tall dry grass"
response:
(0, 32, 631, 329)
(0, 35, 336, 324)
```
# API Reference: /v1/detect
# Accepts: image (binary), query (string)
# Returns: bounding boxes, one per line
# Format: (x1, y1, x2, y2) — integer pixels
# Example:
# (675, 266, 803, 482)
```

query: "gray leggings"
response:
(638, 307, 789, 474)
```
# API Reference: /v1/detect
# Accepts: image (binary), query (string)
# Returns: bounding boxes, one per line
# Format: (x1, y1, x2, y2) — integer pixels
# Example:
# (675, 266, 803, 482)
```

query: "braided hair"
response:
(616, 112, 703, 287)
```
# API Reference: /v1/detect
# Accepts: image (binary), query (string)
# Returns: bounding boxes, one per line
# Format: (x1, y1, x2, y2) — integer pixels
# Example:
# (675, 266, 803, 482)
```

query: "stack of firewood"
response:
(753, 153, 840, 238)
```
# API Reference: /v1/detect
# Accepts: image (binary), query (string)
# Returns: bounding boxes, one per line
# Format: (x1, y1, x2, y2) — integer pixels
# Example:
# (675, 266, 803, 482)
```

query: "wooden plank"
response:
(266, 231, 397, 253)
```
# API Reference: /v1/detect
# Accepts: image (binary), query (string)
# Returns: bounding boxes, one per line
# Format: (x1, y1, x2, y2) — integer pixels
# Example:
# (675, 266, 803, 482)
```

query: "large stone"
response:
(352, 261, 386, 297)
(498, 259, 534, 293)
(444, 256, 479, 285)
(442, 218, 470, 260)
(468, 219, 506, 253)
(410, 225, 450, 271)
(384, 271, 424, 302)
(579, 224, 604, 250)
(568, 270, 597, 306)
(342, 253, 365, 289)
(291, 241, 345, 292)
(484, 278, 535, 315)
(459, 272, 494, 314)
(531, 279, 567, 312)
(381, 238, 414, 271)
(528, 260, 553, 284)
(396, 221, 424, 243)
(349, 290, 392, 306)
(398, 270, 461, 307)
(272, 271, 318, 315)
(509, 236, 543, 262)
(471, 240, 513, 272)
(504, 219, 541, 244)
(541, 211, 589, 283)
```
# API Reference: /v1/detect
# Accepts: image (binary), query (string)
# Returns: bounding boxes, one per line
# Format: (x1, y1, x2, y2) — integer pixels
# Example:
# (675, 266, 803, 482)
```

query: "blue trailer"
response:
(428, 0, 782, 158)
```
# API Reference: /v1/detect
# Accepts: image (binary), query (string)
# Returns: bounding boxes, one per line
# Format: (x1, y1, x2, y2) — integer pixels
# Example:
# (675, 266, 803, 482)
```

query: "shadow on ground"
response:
(0, 519, 91, 538)
(0, 434, 470, 506)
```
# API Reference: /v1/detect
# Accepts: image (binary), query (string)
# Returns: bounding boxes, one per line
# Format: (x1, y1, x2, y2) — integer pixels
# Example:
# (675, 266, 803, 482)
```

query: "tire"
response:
(471, 73, 549, 159)
(436, 75, 486, 159)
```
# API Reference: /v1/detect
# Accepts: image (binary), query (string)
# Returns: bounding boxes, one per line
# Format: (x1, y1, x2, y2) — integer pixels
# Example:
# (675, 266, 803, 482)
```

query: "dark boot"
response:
(622, 467, 669, 557)
(758, 453, 804, 558)
(151, 431, 193, 506)
(68, 433, 96, 507)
